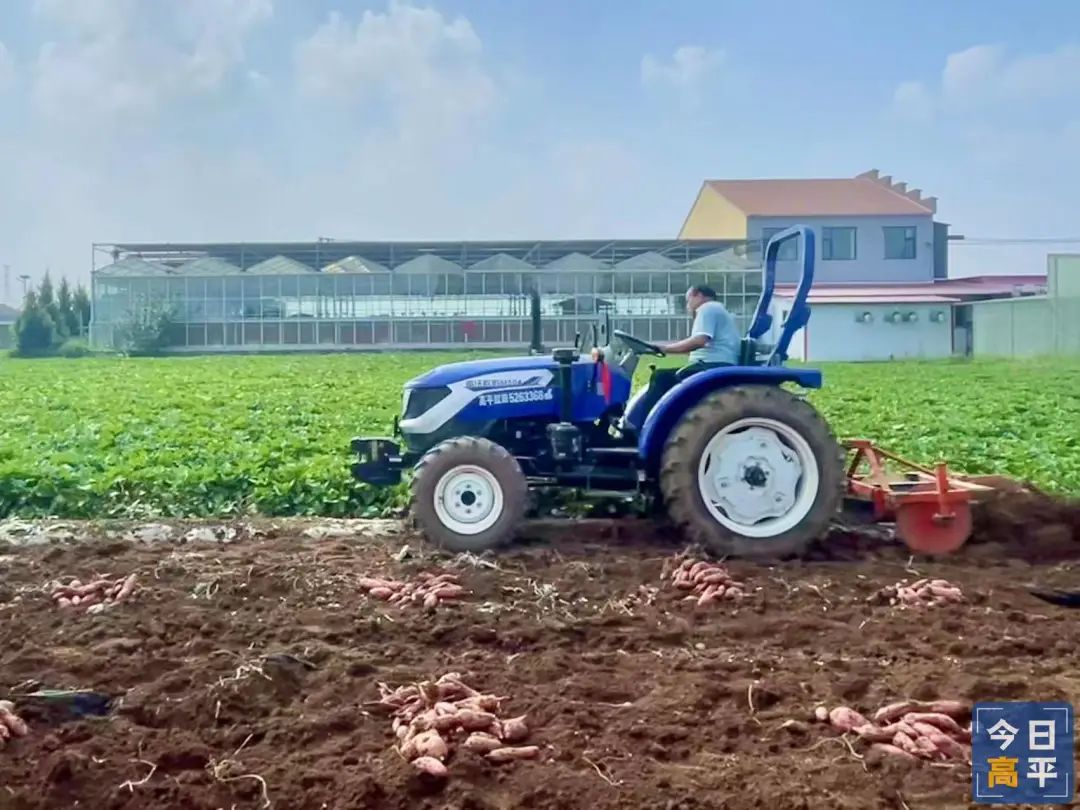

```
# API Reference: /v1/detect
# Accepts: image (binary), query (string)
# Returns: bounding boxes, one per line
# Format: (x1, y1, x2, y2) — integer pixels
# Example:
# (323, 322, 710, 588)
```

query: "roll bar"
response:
(744, 225, 815, 366)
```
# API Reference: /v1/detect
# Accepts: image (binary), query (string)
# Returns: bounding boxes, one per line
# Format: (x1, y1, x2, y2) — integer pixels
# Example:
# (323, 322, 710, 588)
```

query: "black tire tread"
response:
(659, 385, 845, 559)
(409, 436, 527, 553)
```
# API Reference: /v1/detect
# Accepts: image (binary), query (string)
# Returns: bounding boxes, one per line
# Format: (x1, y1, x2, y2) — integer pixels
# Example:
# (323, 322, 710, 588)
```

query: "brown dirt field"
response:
(2, 517, 1080, 810)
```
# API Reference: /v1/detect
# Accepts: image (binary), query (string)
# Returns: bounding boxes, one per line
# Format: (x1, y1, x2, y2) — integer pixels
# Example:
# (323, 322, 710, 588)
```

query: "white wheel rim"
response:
(433, 464, 504, 535)
(696, 417, 819, 539)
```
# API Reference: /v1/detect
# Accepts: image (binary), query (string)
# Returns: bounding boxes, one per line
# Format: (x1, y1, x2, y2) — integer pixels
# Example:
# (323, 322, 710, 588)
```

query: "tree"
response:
(72, 285, 92, 333)
(13, 291, 56, 356)
(115, 301, 177, 356)
(57, 278, 81, 338)
(37, 272, 63, 340)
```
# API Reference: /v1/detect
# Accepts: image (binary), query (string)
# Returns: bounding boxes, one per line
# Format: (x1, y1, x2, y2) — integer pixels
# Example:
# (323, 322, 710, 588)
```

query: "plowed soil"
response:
(2, 516, 1080, 810)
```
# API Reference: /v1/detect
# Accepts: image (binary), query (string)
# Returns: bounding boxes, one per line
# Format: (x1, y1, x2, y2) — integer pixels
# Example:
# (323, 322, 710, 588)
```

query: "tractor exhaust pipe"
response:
(529, 286, 543, 355)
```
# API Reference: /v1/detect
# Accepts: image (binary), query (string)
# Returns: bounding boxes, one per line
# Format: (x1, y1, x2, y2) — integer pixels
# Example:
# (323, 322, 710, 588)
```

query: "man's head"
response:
(685, 285, 717, 315)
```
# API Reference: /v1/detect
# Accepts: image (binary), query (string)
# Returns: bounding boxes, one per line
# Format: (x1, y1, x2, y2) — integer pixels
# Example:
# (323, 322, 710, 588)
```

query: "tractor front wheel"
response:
(660, 386, 844, 559)
(410, 436, 527, 553)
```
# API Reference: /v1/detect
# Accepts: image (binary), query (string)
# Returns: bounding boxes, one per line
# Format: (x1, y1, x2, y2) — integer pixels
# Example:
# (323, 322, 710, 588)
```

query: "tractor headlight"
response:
(403, 386, 451, 419)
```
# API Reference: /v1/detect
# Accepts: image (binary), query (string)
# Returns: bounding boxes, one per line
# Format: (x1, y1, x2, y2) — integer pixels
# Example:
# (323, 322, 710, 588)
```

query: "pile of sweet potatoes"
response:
(0, 701, 27, 747)
(369, 672, 537, 778)
(870, 578, 964, 608)
(669, 559, 746, 605)
(359, 571, 468, 610)
(818, 700, 971, 762)
(49, 574, 138, 614)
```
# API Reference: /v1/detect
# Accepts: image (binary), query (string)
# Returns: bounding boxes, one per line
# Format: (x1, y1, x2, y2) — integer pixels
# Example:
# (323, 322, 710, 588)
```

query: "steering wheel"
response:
(612, 329, 665, 357)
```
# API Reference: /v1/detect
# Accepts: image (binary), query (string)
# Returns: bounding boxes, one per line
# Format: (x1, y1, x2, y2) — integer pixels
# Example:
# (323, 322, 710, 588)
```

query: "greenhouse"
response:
(89, 238, 763, 352)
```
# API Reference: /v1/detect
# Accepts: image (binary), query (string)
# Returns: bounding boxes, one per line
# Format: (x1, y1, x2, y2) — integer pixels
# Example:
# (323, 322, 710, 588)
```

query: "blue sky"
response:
(1, 0, 1079, 296)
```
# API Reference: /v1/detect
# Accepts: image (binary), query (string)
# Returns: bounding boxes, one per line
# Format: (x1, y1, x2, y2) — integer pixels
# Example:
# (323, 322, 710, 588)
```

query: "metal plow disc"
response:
(894, 499, 973, 555)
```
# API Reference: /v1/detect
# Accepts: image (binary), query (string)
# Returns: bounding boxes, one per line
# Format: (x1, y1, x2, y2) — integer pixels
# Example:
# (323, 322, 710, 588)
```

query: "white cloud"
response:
(890, 80, 934, 123)
(893, 43, 1080, 120)
(294, 1, 496, 132)
(641, 45, 723, 108)
(0, 42, 14, 91)
(31, 0, 272, 124)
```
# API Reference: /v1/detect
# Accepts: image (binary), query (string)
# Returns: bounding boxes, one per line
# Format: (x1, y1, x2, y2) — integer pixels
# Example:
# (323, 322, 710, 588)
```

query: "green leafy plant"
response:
(0, 353, 1076, 520)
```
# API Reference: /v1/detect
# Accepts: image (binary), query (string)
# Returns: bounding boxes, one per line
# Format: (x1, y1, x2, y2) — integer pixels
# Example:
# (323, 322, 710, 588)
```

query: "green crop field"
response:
(1, 353, 1079, 519)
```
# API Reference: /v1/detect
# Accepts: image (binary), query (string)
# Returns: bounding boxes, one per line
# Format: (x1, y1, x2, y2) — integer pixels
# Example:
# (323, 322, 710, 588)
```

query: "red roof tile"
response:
(705, 177, 933, 217)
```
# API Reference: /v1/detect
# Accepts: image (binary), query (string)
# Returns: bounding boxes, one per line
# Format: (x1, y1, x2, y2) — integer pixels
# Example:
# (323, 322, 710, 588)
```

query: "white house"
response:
(678, 169, 1044, 360)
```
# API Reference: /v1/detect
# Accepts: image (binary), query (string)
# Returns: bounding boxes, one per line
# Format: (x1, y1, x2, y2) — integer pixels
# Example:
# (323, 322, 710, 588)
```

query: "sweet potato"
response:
(486, 746, 539, 763)
(463, 732, 503, 754)
(423, 592, 439, 609)
(358, 577, 397, 590)
(873, 701, 915, 724)
(696, 585, 719, 606)
(499, 716, 528, 743)
(116, 574, 137, 601)
(723, 587, 743, 600)
(455, 709, 497, 732)
(368, 587, 395, 600)
(913, 735, 940, 759)
(903, 712, 966, 738)
(852, 724, 895, 743)
(870, 742, 919, 762)
(688, 561, 709, 579)
(828, 706, 870, 733)
(814, 706, 829, 722)
(427, 574, 459, 587)
(930, 584, 963, 602)
(76, 579, 112, 596)
(0, 724, 9, 742)
(457, 694, 501, 713)
(57, 597, 72, 609)
(411, 756, 448, 777)
(891, 730, 921, 756)
(700, 572, 730, 586)
(925, 700, 968, 719)
(434, 584, 467, 599)
(912, 724, 968, 760)
(412, 730, 448, 761)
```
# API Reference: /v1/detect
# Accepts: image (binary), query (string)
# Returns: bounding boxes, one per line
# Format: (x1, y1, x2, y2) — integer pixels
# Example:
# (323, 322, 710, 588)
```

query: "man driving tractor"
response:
(634, 285, 741, 419)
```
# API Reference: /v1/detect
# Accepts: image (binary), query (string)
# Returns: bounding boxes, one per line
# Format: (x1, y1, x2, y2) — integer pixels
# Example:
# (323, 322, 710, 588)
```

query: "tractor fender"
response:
(636, 366, 823, 468)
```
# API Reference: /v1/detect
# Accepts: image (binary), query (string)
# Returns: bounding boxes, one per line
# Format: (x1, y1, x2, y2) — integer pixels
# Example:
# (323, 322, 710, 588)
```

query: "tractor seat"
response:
(737, 337, 759, 366)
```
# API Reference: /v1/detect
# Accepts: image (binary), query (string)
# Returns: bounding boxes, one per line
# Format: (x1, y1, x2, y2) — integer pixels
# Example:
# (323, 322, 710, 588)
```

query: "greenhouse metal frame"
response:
(89, 238, 765, 352)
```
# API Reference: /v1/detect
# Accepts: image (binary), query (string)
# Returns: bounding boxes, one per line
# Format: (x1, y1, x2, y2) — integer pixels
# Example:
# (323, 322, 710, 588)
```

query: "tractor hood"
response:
(406, 354, 574, 389)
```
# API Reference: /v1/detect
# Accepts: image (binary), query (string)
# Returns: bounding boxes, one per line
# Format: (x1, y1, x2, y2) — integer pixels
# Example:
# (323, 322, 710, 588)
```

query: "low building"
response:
(969, 255, 1080, 358)
(0, 304, 19, 350)
(679, 169, 1061, 361)
(770, 276, 1047, 361)
(680, 169, 948, 284)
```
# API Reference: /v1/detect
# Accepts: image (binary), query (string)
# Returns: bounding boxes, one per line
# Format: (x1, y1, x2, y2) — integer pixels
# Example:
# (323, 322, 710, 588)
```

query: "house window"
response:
(822, 227, 856, 260)
(761, 228, 798, 261)
(884, 226, 917, 259)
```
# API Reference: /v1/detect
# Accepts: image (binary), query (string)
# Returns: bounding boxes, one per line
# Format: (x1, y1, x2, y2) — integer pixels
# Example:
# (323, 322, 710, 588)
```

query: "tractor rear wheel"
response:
(660, 385, 844, 559)
(410, 436, 527, 553)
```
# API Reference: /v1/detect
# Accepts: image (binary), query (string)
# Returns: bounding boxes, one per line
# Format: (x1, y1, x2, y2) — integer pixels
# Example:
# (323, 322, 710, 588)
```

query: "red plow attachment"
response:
(842, 440, 1017, 554)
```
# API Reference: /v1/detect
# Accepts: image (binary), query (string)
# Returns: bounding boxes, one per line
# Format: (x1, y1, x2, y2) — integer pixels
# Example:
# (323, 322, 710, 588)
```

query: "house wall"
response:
(772, 299, 952, 362)
(678, 186, 748, 239)
(972, 253, 1080, 357)
(0, 323, 11, 349)
(748, 214, 935, 284)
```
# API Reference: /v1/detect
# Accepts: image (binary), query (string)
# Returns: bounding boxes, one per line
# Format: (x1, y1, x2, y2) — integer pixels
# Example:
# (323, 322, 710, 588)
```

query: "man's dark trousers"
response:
(635, 361, 732, 424)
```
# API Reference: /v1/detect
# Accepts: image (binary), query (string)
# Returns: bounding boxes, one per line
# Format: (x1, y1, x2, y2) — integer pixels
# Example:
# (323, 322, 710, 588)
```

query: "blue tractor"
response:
(350, 227, 845, 559)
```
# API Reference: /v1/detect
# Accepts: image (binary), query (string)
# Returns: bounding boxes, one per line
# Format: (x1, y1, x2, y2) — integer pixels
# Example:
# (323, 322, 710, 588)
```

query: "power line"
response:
(951, 237, 1080, 245)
